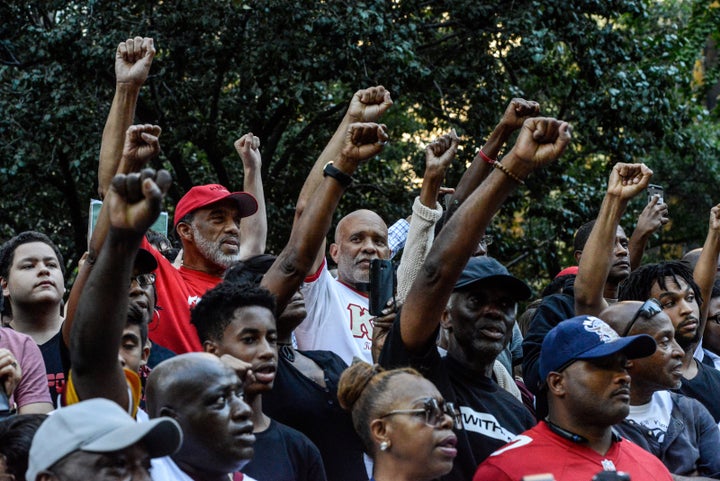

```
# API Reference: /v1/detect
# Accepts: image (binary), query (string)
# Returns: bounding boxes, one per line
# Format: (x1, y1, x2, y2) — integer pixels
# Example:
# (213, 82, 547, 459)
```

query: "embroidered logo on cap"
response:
(582, 317, 619, 343)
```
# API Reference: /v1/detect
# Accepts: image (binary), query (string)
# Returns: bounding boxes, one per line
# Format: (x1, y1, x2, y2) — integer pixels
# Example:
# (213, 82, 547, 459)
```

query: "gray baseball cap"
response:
(27, 398, 182, 481)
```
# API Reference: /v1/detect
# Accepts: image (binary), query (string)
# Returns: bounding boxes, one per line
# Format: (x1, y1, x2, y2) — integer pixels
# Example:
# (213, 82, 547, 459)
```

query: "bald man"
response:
(601, 301, 720, 480)
(145, 353, 257, 481)
(295, 208, 391, 364)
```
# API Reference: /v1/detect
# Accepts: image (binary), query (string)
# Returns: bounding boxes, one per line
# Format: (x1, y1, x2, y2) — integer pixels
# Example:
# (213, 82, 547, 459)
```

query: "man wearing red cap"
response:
(142, 182, 259, 354)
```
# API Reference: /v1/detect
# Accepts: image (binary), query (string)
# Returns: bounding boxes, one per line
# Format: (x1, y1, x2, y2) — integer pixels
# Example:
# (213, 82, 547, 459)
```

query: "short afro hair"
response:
(191, 281, 276, 344)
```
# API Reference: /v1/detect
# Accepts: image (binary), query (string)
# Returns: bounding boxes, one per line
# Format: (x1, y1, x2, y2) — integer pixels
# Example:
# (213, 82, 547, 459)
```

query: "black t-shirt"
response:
(522, 286, 575, 395)
(242, 419, 327, 481)
(379, 318, 536, 481)
(39, 331, 64, 407)
(263, 349, 367, 481)
(679, 360, 720, 423)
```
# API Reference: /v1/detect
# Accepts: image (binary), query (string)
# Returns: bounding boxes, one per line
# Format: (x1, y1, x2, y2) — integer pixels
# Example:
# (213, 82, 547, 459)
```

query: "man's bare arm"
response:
(400, 118, 572, 351)
(234, 133, 267, 258)
(98, 37, 155, 198)
(294, 86, 393, 274)
(444, 98, 539, 223)
(694, 205, 720, 329)
(64, 125, 161, 348)
(71, 168, 170, 408)
(262, 123, 388, 314)
(574, 163, 653, 317)
(628, 194, 669, 270)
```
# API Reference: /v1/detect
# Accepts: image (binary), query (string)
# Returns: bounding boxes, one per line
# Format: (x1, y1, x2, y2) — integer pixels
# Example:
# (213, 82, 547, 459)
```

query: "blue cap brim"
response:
(576, 333, 656, 362)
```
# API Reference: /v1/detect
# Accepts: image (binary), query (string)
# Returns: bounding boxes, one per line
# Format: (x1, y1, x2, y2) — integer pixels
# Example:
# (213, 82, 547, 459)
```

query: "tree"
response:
(1, 0, 718, 293)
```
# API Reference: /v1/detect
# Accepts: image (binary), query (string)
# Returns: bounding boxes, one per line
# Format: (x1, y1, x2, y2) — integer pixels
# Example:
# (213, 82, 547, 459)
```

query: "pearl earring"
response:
(380, 440, 390, 451)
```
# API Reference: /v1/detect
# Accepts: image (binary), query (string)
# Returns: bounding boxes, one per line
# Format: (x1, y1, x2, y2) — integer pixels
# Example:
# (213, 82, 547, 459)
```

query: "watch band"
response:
(323, 162, 353, 188)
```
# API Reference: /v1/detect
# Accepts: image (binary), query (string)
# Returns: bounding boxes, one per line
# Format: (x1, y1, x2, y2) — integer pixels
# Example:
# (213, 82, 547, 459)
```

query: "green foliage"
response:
(1, 0, 719, 292)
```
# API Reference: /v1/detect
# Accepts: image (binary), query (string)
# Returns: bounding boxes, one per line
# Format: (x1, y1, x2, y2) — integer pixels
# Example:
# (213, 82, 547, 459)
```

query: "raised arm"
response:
(444, 98, 539, 223)
(262, 123, 388, 314)
(400, 118, 572, 351)
(70, 168, 170, 408)
(295, 86, 393, 274)
(628, 194, 669, 270)
(234, 133, 267, 258)
(574, 163, 653, 317)
(64, 125, 161, 347)
(396, 130, 459, 302)
(98, 37, 155, 199)
(695, 205, 720, 327)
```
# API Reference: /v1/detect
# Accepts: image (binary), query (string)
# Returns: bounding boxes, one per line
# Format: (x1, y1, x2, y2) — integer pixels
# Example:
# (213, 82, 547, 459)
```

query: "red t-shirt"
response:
(473, 421, 673, 481)
(143, 238, 222, 354)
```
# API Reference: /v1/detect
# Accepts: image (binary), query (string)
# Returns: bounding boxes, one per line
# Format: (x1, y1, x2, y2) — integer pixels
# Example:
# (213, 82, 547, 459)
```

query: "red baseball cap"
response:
(174, 184, 258, 227)
(554, 266, 579, 279)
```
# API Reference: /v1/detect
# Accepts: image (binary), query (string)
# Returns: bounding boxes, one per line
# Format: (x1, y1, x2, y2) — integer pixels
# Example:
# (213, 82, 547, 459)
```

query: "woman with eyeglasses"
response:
(337, 360, 459, 481)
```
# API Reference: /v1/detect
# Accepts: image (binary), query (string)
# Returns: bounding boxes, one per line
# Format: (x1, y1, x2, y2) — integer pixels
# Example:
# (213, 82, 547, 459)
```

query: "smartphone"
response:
(592, 472, 630, 481)
(369, 259, 395, 316)
(0, 388, 12, 419)
(647, 184, 663, 204)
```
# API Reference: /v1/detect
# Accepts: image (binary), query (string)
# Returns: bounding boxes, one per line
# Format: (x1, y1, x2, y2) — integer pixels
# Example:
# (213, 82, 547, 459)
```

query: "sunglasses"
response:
(130, 273, 156, 287)
(379, 397, 463, 429)
(621, 298, 662, 337)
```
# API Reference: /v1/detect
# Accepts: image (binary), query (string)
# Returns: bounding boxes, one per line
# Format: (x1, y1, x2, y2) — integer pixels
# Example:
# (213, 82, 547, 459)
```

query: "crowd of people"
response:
(1, 34, 719, 481)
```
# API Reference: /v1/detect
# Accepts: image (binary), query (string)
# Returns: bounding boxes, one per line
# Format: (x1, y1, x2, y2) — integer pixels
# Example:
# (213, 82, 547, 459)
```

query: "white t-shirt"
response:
(627, 390, 673, 443)
(296, 259, 374, 364)
(151, 456, 256, 481)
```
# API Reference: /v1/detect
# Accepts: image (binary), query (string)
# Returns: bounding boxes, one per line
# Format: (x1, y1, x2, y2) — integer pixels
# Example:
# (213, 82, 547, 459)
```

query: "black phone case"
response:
(369, 259, 394, 316)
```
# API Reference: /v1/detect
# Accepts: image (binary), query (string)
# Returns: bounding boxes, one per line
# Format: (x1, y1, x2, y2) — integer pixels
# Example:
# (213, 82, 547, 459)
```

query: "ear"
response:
(1, 277, 9, 298)
(329, 243, 339, 264)
(176, 222, 193, 243)
(546, 372, 566, 397)
(440, 307, 453, 330)
(370, 417, 389, 446)
(159, 405, 179, 421)
(573, 250, 582, 264)
(141, 343, 151, 365)
(203, 339, 219, 355)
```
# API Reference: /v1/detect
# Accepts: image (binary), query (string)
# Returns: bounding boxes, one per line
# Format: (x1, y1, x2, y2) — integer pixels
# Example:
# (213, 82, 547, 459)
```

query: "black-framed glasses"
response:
(379, 397, 463, 429)
(130, 273, 156, 287)
(621, 298, 662, 337)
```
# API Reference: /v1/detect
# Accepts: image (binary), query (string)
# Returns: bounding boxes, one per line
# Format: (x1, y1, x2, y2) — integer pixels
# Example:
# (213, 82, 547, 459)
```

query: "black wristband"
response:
(323, 162, 353, 188)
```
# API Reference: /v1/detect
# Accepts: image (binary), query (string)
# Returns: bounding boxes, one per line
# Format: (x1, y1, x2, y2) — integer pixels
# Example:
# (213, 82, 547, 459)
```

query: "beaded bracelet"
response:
(493, 161, 525, 185)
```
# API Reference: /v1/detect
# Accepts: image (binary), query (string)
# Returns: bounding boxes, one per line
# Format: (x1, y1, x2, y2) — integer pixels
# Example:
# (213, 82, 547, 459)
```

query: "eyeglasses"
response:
(480, 235, 493, 247)
(621, 298, 662, 337)
(130, 273, 156, 287)
(379, 397, 463, 429)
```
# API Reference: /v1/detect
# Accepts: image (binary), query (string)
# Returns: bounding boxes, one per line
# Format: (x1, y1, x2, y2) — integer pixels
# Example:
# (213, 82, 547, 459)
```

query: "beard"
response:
(677, 329, 701, 351)
(191, 226, 241, 269)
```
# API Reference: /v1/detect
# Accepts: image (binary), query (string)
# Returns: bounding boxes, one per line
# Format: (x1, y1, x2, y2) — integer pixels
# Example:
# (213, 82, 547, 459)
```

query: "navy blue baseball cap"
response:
(453, 256, 532, 300)
(534, 315, 656, 420)
(539, 315, 656, 382)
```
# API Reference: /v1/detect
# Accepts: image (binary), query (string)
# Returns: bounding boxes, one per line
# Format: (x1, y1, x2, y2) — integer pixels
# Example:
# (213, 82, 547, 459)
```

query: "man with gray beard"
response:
(141, 181, 259, 354)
